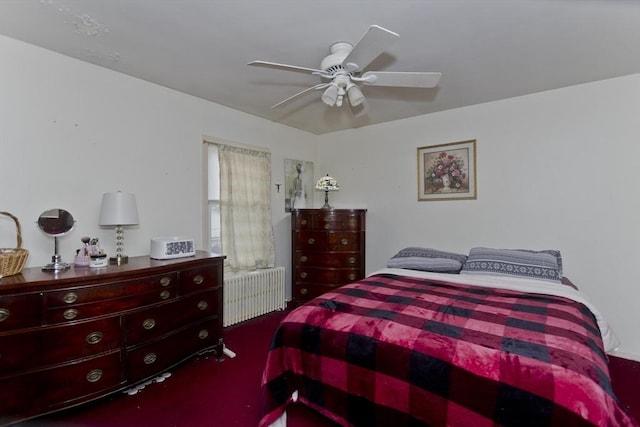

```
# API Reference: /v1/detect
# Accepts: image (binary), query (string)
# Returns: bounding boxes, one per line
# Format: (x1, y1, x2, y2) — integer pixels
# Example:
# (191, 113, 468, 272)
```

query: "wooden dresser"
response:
(291, 209, 366, 304)
(0, 251, 224, 426)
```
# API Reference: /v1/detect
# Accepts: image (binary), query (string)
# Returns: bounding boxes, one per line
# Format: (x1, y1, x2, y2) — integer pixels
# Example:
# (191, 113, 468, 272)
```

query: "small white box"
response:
(150, 237, 196, 260)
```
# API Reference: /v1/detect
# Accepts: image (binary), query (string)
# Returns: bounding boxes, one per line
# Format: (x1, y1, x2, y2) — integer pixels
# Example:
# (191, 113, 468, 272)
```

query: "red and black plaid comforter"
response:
(260, 273, 637, 427)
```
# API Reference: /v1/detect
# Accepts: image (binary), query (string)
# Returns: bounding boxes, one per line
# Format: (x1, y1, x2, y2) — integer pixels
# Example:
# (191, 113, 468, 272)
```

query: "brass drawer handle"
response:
(86, 332, 103, 345)
(198, 329, 209, 340)
(348, 273, 356, 281)
(300, 288, 308, 295)
(341, 238, 349, 245)
(348, 257, 356, 264)
(160, 276, 172, 287)
(300, 256, 307, 262)
(307, 238, 315, 245)
(86, 369, 103, 383)
(0, 308, 10, 322)
(324, 224, 330, 229)
(300, 272, 307, 279)
(63, 292, 78, 304)
(143, 318, 156, 330)
(300, 219, 307, 225)
(159, 290, 171, 300)
(144, 353, 157, 365)
(193, 275, 204, 285)
(197, 300, 208, 310)
(64, 309, 78, 320)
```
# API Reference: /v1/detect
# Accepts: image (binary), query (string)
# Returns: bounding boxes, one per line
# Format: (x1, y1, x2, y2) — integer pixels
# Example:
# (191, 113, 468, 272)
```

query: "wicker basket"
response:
(0, 211, 29, 278)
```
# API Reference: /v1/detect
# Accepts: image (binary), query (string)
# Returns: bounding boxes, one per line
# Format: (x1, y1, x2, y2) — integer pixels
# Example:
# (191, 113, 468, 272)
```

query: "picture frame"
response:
(284, 159, 314, 212)
(417, 139, 477, 201)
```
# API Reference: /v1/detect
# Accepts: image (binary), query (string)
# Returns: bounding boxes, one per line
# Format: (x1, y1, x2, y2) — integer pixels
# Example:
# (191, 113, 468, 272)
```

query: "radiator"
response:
(223, 267, 286, 327)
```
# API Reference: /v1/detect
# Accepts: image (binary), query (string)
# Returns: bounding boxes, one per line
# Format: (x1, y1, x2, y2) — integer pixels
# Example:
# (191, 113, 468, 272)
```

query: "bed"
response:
(259, 248, 637, 427)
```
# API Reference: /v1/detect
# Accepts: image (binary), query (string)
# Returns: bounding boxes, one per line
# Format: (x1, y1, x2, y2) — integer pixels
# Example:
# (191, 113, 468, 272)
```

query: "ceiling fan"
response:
(248, 25, 442, 110)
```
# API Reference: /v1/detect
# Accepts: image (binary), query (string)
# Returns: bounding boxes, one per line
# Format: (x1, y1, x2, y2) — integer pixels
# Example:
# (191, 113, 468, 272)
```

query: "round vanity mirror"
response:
(38, 209, 74, 236)
(39, 209, 74, 272)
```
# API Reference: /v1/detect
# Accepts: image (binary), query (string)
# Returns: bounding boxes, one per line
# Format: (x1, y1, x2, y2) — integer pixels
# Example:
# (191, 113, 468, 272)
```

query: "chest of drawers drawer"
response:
(125, 318, 219, 383)
(46, 287, 178, 324)
(294, 267, 360, 284)
(124, 290, 219, 345)
(293, 211, 364, 231)
(47, 273, 178, 307)
(295, 251, 361, 268)
(295, 231, 362, 251)
(0, 350, 122, 423)
(180, 266, 222, 295)
(0, 293, 43, 331)
(0, 316, 121, 374)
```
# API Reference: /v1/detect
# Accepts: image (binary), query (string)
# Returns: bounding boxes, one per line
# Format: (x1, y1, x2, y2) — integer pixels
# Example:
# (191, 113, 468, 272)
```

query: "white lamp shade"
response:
(98, 192, 139, 226)
(321, 84, 339, 106)
(347, 85, 365, 107)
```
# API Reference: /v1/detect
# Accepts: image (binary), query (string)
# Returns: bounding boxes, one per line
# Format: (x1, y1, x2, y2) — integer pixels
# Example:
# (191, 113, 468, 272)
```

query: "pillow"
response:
(517, 249, 563, 277)
(460, 247, 562, 282)
(387, 247, 467, 273)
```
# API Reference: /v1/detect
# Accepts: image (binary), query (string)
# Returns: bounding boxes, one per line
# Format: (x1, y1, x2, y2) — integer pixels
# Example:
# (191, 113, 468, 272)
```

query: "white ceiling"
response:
(0, 0, 638, 135)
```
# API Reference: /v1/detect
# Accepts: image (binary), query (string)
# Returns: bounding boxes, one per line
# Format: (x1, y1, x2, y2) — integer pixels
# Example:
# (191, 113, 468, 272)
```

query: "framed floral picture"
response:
(417, 140, 477, 201)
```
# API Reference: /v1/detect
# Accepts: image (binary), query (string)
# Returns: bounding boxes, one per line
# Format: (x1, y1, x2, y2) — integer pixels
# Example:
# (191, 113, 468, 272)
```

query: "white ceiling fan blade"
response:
(248, 60, 322, 75)
(362, 71, 442, 88)
(271, 83, 330, 108)
(342, 25, 399, 73)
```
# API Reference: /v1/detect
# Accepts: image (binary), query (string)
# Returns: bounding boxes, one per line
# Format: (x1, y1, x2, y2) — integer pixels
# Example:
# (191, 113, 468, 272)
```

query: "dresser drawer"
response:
(47, 273, 178, 308)
(125, 290, 219, 345)
(0, 316, 121, 374)
(180, 266, 221, 295)
(0, 350, 122, 423)
(295, 251, 361, 268)
(46, 288, 178, 324)
(0, 293, 43, 331)
(126, 318, 220, 383)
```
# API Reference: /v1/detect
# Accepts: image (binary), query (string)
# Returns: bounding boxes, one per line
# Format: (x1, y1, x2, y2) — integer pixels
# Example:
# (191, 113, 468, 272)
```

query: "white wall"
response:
(0, 35, 316, 292)
(3, 34, 639, 359)
(318, 74, 640, 358)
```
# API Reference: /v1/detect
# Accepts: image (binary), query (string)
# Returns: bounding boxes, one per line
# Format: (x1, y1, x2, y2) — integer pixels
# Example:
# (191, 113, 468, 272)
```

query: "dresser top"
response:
(0, 250, 224, 292)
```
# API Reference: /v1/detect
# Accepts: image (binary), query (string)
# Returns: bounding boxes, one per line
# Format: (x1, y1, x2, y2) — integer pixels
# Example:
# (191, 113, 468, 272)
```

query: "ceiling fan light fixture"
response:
(321, 84, 339, 106)
(347, 84, 365, 107)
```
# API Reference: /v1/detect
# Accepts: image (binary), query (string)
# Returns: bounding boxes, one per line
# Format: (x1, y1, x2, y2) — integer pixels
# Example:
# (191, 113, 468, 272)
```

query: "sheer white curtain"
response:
(218, 144, 275, 271)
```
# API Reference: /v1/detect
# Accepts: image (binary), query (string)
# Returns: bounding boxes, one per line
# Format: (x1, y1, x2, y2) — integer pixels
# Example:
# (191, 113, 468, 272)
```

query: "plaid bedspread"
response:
(260, 273, 637, 427)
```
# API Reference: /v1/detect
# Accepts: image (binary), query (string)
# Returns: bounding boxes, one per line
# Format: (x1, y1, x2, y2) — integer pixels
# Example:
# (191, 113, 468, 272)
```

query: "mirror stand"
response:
(42, 235, 71, 272)
(38, 208, 75, 273)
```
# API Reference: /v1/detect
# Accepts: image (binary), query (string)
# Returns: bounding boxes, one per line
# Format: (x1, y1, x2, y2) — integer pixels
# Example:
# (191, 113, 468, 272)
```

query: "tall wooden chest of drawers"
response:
(0, 251, 224, 426)
(291, 209, 366, 304)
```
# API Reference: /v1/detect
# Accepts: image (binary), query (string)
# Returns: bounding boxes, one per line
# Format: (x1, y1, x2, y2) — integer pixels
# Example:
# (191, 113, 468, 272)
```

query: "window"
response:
(207, 144, 221, 254)
(205, 140, 275, 271)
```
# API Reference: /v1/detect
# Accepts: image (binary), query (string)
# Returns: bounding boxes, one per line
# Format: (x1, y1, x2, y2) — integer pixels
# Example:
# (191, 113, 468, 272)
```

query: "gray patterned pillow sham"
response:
(387, 247, 468, 273)
(460, 247, 561, 282)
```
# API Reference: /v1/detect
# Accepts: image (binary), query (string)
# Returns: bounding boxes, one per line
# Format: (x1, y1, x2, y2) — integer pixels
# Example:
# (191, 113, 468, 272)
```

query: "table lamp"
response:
(315, 174, 340, 209)
(98, 191, 139, 265)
